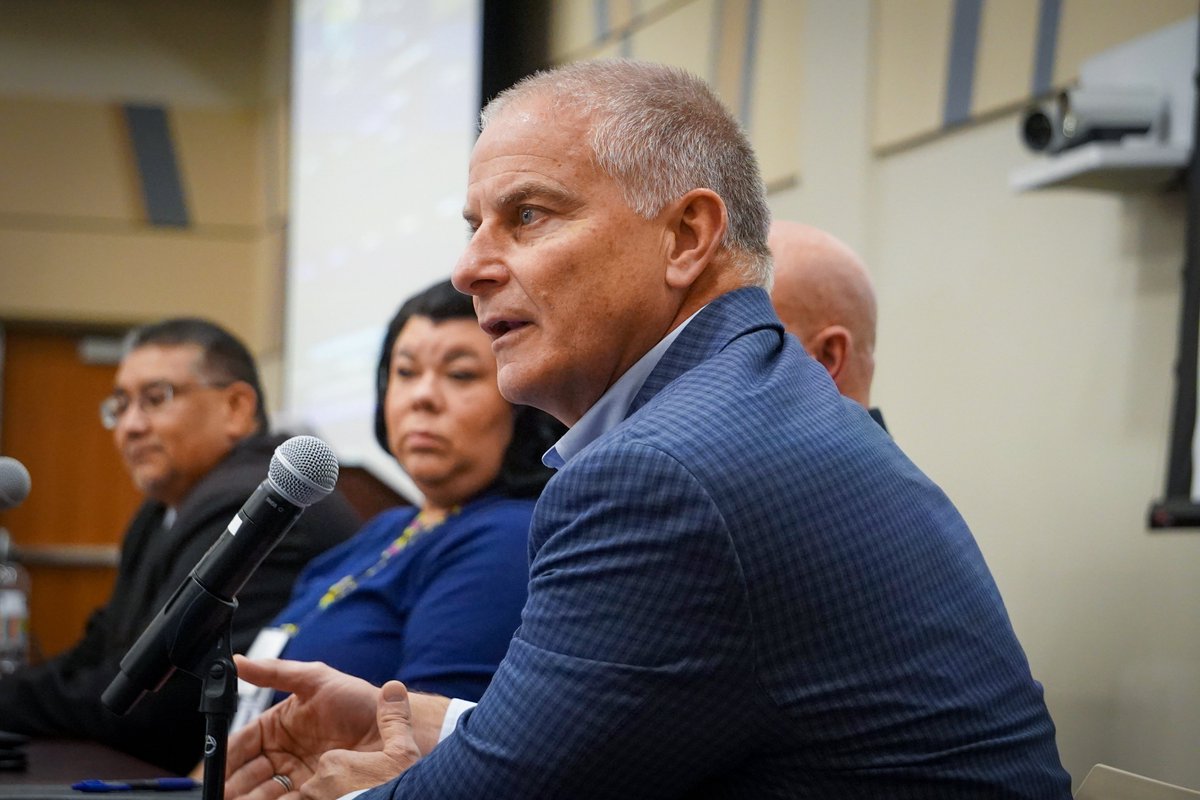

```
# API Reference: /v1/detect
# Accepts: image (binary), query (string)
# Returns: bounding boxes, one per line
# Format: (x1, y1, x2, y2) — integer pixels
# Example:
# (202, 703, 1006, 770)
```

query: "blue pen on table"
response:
(72, 777, 200, 792)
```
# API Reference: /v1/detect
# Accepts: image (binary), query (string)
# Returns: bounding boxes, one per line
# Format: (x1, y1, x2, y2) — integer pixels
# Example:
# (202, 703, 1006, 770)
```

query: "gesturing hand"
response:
(224, 657, 382, 800)
(292, 681, 423, 800)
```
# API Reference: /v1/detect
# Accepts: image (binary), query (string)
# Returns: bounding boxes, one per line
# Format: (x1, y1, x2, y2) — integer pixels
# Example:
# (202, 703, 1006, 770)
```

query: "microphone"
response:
(0, 458, 31, 511)
(102, 435, 339, 716)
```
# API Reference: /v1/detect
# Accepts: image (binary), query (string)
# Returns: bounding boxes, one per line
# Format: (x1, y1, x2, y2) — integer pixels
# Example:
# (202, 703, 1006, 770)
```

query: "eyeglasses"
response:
(99, 380, 230, 430)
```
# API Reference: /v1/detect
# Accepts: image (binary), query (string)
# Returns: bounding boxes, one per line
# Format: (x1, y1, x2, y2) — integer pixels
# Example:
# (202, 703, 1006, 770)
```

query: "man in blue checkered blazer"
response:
(225, 60, 1071, 799)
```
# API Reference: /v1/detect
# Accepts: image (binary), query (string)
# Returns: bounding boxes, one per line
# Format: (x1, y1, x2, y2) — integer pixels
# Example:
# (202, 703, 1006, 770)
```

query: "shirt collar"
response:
(544, 307, 703, 469)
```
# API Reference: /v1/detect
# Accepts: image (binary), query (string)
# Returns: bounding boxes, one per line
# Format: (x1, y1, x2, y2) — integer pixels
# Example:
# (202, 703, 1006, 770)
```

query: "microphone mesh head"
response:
(0, 457, 31, 511)
(268, 436, 339, 507)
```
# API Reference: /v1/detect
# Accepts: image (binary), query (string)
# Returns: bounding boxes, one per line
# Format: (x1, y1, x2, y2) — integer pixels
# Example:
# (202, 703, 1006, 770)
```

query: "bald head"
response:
(769, 221, 877, 407)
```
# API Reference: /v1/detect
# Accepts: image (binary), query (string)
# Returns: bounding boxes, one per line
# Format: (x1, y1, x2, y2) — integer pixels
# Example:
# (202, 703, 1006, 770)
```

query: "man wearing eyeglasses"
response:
(0, 318, 359, 774)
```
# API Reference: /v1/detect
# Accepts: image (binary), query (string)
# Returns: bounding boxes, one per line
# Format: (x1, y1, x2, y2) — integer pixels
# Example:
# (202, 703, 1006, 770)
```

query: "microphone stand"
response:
(196, 627, 238, 800)
(101, 580, 240, 799)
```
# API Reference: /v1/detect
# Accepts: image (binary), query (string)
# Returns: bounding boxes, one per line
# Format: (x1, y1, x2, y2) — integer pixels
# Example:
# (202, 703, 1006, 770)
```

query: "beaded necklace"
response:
(280, 506, 459, 637)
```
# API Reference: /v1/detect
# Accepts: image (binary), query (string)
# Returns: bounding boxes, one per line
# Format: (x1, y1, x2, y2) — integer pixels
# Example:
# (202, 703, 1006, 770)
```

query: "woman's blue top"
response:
(271, 492, 533, 701)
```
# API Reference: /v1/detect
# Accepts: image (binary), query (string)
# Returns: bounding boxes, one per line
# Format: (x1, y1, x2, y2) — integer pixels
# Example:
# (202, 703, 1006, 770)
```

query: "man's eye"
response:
(142, 387, 171, 408)
(519, 207, 538, 224)
(449, 371, 479, 382)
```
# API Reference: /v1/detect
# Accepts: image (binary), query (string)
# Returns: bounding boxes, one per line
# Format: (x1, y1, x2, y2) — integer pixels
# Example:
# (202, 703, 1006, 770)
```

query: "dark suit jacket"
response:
(367, 288, 1070, 798)
(0, 433, 359, 773)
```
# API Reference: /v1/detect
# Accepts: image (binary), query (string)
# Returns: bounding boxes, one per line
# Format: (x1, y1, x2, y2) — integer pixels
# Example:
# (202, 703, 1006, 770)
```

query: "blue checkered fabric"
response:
(363, 287, 1071, 798)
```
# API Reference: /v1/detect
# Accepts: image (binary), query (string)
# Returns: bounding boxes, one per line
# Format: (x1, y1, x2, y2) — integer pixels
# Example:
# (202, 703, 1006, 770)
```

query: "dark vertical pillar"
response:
(481, 0, 551, 112)
(123, 104, 190, 228)
(1031, 0, 1062, 97)
(1150, 22, 1200, 527)
(942, 0, 983, 128)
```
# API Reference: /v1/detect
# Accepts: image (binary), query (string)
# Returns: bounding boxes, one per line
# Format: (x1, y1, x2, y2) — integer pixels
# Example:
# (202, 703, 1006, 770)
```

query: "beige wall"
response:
(0, 0, 290, 396)
(770, 1, 1200, 790)
(870, 0, 1195, 150)
(549, 0, 803, 191)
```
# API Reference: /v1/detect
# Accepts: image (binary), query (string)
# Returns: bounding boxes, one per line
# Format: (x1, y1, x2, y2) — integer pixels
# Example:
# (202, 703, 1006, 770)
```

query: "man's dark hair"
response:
(374, 279, 564, 499)
(124, 317, 269, 433)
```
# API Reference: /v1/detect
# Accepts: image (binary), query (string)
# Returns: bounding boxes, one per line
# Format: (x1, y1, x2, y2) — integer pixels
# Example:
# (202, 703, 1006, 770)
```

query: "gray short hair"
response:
(481, 60, 773, 287)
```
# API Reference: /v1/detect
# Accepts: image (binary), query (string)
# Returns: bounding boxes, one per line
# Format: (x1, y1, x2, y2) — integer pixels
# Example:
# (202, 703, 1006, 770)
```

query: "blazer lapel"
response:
(627, 286, 782, 417)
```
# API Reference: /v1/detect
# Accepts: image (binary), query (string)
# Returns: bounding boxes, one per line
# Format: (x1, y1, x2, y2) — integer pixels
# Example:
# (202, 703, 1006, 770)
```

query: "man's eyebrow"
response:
(111, 378, 171, 394)
(496, 182, 575, 209)
(462, 182, 579, 224)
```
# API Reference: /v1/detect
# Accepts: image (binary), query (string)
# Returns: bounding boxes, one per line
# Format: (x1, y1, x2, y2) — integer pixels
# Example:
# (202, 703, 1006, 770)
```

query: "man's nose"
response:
(452, 226, 507, 297)
(115, 403, 151, 436)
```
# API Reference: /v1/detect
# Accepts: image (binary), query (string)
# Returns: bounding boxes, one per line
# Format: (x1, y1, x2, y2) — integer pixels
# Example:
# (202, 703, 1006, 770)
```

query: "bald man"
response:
(769, 221, 884, 426)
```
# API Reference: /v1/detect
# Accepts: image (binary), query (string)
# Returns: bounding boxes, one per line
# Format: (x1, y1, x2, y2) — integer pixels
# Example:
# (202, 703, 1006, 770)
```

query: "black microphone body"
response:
(102, 436, 338, 717)
(193, 481, 304, 603)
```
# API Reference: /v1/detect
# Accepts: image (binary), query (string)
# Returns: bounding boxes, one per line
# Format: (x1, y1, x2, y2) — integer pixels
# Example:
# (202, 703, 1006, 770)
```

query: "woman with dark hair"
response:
(234, 280, 562, 726)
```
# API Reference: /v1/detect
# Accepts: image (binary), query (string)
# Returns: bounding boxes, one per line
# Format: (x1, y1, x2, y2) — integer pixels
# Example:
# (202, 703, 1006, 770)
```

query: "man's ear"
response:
(810, 325, 851, 384)
(223, 381, 261, 437)
(663, 188, 728, 291)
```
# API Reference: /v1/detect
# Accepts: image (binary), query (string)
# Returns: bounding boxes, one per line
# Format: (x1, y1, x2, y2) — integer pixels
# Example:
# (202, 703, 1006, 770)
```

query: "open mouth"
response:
(483, 319, 529, 339)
